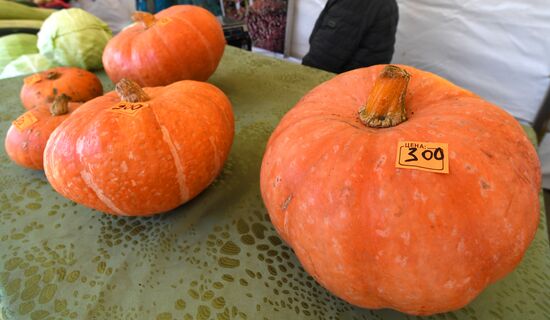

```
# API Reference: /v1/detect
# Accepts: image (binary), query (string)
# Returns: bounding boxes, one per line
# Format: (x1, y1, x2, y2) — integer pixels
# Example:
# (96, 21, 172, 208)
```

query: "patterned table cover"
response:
(1, 46, 549, 320)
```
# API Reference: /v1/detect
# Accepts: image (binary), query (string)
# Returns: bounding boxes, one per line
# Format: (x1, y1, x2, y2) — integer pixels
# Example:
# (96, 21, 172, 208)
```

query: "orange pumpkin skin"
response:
(102, 5, 225, 87)
(260, 65, 540, 315)
(20, 67, 103, 110)
(43, 80, 234, 216)
(5, 100, 80, 170)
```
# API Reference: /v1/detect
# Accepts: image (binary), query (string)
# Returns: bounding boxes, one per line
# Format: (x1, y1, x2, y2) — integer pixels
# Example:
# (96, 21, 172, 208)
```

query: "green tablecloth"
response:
(1, 47, 549, 320)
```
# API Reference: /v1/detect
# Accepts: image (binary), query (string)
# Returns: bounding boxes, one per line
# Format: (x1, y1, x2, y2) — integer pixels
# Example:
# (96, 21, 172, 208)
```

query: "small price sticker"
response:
(396, 141, 449, 173)
(23, 74, 42, 85)
(110, 102, 149, 116)
(12, 112, 38, 131)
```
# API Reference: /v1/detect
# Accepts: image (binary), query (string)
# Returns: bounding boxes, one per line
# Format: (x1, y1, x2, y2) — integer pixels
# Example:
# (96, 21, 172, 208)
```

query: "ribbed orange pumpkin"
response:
(260, 65, 540, 315)
(44, 79, 234, 216)
(5, 95, 80, 170)
(20, 67, 103, 110)
(102, 5, 225, 87)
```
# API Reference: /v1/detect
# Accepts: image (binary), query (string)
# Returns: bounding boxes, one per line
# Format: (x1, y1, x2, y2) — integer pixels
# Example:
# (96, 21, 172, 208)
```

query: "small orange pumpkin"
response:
(5, 95, 80, 170)
(260, 65, 540, 315)
(102, 5, 225, 87)
(44, 79, 234, 216)
(20, 66, 103, 110)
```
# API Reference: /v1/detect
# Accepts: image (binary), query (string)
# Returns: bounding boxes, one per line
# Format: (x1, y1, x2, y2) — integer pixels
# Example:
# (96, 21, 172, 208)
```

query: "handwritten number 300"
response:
(113, 103, 145, 111)
(405, 147, 444, 162)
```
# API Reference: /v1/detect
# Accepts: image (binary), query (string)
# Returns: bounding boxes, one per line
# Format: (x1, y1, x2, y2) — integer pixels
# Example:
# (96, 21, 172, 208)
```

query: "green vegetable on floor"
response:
(0, 0, 55, 20)
(0, 33, 38, 73)
(0, 52, 56, 79)
(0, 19, 43, 35)
(37, 8, 112, 70)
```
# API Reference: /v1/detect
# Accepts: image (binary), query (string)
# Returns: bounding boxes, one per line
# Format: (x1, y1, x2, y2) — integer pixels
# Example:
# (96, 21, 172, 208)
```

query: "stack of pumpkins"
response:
(3, 4, 543, 317)
(5, 5, 233, 216)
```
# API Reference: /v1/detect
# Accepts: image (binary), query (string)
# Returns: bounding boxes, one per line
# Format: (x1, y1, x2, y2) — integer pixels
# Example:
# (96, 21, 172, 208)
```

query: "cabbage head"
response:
(37, 8, 112, 70)
(0, 53, 56, 79)
(0, 34, 38, 73)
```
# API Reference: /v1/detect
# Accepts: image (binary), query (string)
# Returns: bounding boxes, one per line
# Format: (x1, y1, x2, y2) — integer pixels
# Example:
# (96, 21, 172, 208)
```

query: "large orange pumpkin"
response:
(102, 5, 225, 87)
(5, 95, 80, 170)
(20, 66, 103, 110)
(44, 79, 234, 216)
(260, 65, 540, 315)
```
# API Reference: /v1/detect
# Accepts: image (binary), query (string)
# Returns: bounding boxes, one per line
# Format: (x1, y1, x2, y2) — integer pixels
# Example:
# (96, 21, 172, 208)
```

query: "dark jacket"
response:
(302, 0, 398, 73)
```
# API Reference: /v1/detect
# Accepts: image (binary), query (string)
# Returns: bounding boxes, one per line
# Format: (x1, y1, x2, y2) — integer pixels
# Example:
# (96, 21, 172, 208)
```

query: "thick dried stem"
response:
(115, 78, 150, 103)
(50, 94, 70, 116)
(132, 11, 156, 29)
(358, 65, 411, 128)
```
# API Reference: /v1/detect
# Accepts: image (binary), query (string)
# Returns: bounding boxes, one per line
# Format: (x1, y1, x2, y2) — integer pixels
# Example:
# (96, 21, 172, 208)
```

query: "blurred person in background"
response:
(302, 0, 398, 73)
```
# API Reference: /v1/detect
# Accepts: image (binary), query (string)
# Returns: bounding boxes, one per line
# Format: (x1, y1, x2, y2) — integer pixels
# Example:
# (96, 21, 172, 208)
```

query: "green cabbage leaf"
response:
(0, 34, 39, 73)
(37, 8, 112, 70)
(0, 53, 56, 79)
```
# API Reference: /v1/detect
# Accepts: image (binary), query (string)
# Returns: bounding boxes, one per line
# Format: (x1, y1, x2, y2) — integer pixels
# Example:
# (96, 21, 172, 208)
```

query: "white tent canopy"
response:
(392, 0, 550, 124)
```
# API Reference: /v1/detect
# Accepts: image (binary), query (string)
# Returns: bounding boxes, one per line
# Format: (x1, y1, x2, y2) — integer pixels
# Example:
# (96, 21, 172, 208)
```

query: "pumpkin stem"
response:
(115, 78, 150, 103)
(358, 65, 410, 128)
(46, 71, 61, 80)
(50, 94, 70, 116)
(132, 11, 156, 29)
